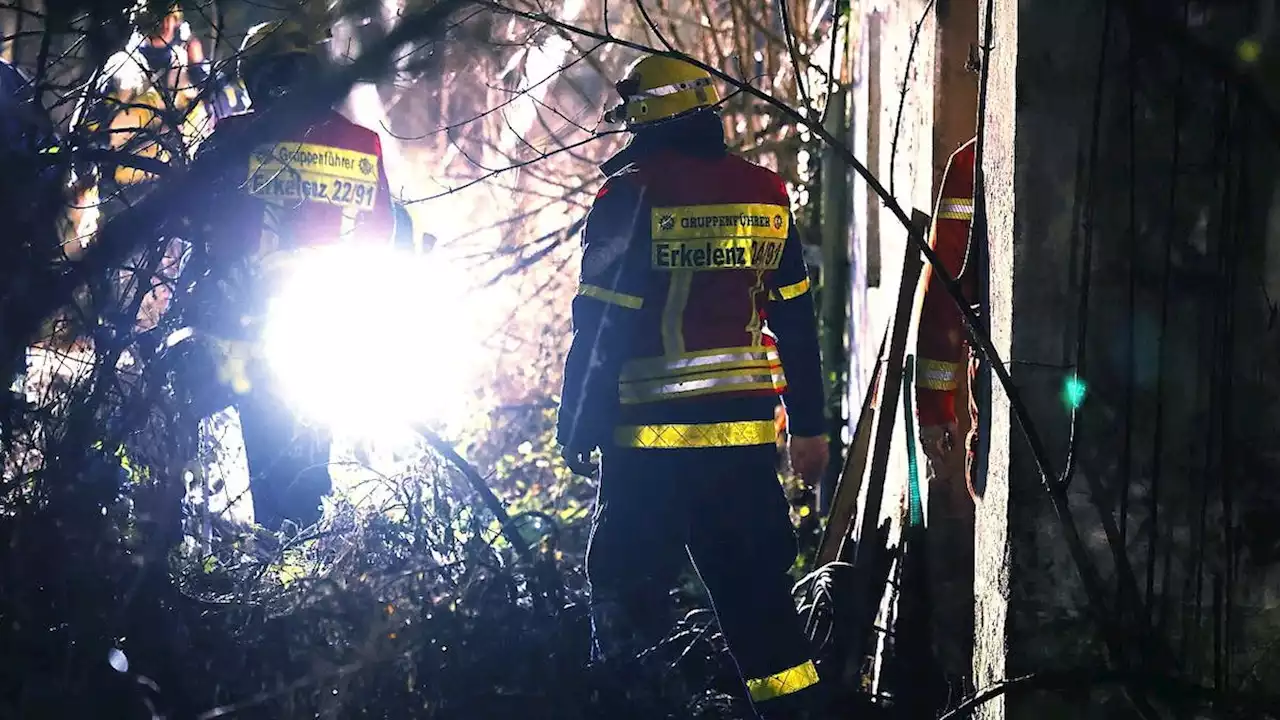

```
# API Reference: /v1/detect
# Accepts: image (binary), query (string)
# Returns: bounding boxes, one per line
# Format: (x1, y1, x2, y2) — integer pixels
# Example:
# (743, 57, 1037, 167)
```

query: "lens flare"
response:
(260, 243, 479, 438)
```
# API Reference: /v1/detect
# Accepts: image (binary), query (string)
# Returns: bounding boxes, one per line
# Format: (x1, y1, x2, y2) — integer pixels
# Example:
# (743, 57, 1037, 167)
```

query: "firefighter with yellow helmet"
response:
(187, 17, 394, 530)
(557, 53, 830, 719)
(72, 0, 218, 189)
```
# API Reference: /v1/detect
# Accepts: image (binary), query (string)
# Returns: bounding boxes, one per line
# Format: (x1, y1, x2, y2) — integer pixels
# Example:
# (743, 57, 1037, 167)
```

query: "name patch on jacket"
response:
(651, 203, 788, 270)
(246, 142, 379, 211)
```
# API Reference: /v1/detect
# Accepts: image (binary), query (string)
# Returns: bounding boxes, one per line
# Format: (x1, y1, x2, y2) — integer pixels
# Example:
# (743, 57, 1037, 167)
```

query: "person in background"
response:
(914, 133, 981, 702)
(188, 17, 394, 531)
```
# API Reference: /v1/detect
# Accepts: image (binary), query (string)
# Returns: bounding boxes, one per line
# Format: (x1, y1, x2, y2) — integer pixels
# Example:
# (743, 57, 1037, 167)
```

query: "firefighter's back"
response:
(205, 109, 392, 258)
(613, 150, 795, 448)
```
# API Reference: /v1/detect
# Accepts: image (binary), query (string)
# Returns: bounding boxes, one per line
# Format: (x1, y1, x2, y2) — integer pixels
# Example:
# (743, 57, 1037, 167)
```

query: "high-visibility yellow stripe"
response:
(770, 276, 811, 301)
(650, 236, 786, 271)
(578, 283, 644, 309)
(917, 358, 961, 391)
(661, 270, 692, 355)
(650, 203, 789, 241)
(746, 660, 820, 702)
(614, 420, 778, 449)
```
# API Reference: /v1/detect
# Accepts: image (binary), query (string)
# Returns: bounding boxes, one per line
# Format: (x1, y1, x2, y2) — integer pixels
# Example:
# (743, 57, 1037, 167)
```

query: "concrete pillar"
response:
(973, 1, 1112, 717)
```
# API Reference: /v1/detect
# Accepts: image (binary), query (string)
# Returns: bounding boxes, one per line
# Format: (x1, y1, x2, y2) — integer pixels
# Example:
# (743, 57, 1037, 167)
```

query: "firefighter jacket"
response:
(195, 109, 394, 329)
(204, 109, 394, 257)
(916, 136, 978, 427)
(556, 115, 826, 452)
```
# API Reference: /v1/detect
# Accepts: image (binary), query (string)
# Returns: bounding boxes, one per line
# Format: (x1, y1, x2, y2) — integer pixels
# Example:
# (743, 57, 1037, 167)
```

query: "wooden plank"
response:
(814, 327, 884, 568)
(847, 209, 928, 568)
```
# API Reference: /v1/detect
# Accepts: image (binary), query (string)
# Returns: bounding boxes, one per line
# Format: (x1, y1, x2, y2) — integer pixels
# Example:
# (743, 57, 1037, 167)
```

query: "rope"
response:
(901, 355, 922, 528)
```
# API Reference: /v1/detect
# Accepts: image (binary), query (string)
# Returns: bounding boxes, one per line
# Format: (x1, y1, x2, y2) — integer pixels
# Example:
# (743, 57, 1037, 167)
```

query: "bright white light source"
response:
(108, 647, 129, 673)
(260, 243, 480, 438)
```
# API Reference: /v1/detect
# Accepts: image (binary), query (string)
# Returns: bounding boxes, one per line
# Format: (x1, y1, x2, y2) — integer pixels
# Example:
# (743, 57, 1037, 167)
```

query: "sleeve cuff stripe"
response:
(917, 358, 960, 390)
(578, 283, 644, 309)
(938, 196, 974, 220)
(770, 276, 811, 301)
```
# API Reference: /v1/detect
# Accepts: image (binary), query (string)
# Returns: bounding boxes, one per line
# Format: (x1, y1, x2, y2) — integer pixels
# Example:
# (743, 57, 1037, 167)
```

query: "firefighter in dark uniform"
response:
(915, 135, 981, 694)
(190, 18, 394, 531)
(556, 54, 830, 719)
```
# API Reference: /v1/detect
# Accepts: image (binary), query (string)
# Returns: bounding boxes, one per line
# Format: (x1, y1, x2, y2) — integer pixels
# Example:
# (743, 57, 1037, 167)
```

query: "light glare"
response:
(261, 243, 479, 437)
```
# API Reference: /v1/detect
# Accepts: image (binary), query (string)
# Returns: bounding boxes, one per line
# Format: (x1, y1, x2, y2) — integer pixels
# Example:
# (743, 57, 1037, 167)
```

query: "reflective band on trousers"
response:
(614, 420, 777, 449)
(746, 659, 820, 702)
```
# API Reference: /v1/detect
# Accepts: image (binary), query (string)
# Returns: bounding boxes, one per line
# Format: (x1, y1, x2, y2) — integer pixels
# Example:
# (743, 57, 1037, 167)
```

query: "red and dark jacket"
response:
(916, 137, 978, 426)
(201, 109, 394, 262)
(557, 118, 825, 451)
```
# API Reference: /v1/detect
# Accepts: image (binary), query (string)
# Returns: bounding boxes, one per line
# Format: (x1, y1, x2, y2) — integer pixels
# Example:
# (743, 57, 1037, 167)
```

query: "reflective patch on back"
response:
(650, 203, 788, 271)
(247, 141, 379, 211)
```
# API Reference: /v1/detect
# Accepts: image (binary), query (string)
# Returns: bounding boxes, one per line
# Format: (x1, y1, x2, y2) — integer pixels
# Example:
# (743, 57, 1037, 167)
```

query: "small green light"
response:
(1238, 38, 1263, 64)
(1062, 374, 1088, 411)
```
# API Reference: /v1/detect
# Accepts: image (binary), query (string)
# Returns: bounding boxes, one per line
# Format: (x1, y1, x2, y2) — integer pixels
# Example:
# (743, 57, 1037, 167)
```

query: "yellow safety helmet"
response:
(237, 18, 330, 81)
(603, 54, 721, 128)
(129, 0, 181, 34)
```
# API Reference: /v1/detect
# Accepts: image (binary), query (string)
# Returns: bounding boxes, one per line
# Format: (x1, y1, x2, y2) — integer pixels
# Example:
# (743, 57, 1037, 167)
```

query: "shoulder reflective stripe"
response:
(937, 196, 973, 220)
(917, 358, 961, 391)
(770, 276, 810, 301)
(746, 660, 820, 702)
(578, 283, 643, 309)
(614, 420, 777, 449)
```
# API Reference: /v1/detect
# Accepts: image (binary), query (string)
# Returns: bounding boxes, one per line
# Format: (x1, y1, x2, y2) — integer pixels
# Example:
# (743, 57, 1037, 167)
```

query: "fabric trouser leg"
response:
(586, 444, 823, 718)
(585, 447, 690, 664)
(686, 444, 823, 720)
(236, 389, 331, 531)
(924, 440, 975, 689)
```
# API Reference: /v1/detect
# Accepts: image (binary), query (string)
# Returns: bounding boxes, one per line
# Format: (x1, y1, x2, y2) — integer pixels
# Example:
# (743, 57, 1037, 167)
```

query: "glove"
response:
(787, 434, 829, 485)
(560, 445, 599, 478)
(919, 422, 960, 479)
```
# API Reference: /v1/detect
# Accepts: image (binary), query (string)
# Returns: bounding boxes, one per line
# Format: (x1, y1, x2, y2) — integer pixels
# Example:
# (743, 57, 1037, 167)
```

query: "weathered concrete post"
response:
(973, 1, 1113, 717)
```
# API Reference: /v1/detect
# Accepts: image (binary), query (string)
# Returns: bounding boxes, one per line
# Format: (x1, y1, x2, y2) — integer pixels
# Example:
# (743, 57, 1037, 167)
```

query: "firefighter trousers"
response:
(236, 387, 332, 531)
(586, 442, 823, 719)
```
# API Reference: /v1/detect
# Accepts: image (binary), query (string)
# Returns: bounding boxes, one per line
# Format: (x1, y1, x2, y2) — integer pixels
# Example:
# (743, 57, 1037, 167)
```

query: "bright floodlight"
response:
(260, 242, 476, 437)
